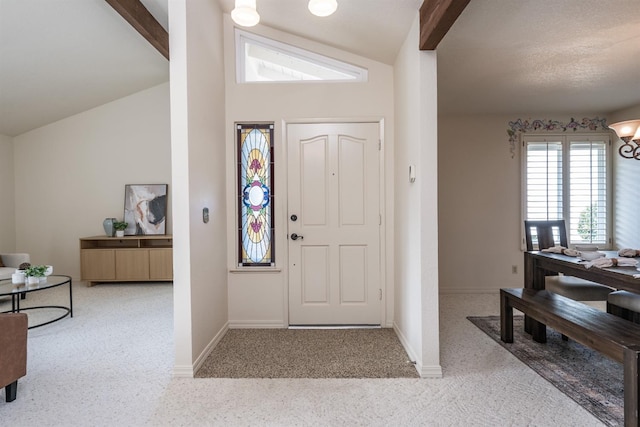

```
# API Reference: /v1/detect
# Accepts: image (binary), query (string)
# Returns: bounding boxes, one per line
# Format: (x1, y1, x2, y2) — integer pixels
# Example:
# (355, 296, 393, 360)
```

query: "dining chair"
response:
(607, 291, 640, 324)
(524, 220, 615, 302)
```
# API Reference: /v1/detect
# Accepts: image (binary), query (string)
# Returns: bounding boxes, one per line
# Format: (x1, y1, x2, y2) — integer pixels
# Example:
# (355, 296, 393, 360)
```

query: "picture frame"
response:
(123, 184, 168, 235)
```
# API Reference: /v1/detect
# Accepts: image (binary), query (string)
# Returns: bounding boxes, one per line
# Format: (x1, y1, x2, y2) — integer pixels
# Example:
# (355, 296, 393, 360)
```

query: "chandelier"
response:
(608, 119, 640, 160)
(232, 0, 338, 27)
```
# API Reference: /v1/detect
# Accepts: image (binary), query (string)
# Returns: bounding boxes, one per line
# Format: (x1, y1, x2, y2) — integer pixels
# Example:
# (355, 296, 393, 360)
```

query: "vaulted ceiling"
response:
(1, 0, 639, 137)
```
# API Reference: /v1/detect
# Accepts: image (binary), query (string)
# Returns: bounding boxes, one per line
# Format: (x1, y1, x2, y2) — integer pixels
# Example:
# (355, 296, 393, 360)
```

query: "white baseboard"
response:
(172, 365, 195, 378)
(172, 321, 230, 378)
(393, 322, 443, 378)
(420, 365, 443, 378)
(392, 323, 420, 374)
(229, 320, 286, 329)
(439, 287, 501, 295)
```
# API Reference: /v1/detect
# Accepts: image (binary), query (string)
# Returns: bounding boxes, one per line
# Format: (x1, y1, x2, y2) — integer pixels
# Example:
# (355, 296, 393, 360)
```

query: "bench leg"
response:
(500, 291, 513, 343)
(531, 319, 547, 343)
(5, 381, 17, 402)
(623, 347, 640, 427)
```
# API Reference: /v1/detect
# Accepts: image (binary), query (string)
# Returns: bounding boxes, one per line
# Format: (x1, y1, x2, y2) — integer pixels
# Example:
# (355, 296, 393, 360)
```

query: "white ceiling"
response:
(1, 0, 638, 137)
(437, 0, 640, 116)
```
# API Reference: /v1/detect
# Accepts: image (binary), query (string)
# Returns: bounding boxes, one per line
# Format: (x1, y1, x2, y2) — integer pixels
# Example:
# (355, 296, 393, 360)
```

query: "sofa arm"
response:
(0, 313, 28, 390)
(0, 253, 30, 269)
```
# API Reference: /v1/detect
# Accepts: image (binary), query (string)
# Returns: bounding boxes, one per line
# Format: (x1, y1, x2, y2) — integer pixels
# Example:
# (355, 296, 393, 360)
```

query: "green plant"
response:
(113, 221, 128, 231)
(25, 265, 47, 277)
(578, 204, 598, 241)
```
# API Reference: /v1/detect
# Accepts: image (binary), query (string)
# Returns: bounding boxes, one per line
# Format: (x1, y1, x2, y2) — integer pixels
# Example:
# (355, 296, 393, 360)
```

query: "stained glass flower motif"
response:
(238, 124, 274, 265)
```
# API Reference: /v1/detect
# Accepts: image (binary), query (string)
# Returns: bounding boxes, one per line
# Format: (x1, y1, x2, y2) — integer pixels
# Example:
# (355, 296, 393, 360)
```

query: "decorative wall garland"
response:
(507, 117, 609, 158)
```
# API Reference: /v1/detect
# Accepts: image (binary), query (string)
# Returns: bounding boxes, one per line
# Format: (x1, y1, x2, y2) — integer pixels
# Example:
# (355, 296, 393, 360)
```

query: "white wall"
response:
(393, 15, 441, 378)
(13, 83, 171, 275)
(0, 134, 16, 251)
(223, 18, 395, 328)
(393, 16, 423, 373)
(610, 104, 640, 249)
(438, 114, 523, 293)
(438, 113, 619, 293)
(169, 0, 228, 376)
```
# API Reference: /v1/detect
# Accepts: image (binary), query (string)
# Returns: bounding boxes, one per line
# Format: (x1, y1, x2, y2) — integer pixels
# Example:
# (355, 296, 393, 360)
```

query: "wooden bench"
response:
(500, 287, 640, 427)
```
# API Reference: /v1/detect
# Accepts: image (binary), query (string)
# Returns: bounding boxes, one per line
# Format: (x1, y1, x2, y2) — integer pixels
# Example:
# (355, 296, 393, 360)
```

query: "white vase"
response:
(116, 230, 125, 237)
(12, 271, 25, 284)
(27, 276, 39, 285)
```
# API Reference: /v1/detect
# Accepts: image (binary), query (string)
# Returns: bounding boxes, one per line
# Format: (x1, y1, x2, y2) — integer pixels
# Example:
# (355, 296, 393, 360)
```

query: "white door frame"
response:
(281, 118, 387, 326)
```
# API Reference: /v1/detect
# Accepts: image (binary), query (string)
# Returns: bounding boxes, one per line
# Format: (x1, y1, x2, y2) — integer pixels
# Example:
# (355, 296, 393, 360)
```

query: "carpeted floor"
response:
(468, 315, 623, 427)
(195, 328, 420, 378)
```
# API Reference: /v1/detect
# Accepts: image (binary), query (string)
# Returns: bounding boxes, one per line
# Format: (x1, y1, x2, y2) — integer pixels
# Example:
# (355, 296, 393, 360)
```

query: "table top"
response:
(526, 250, 640, 292)
(530, 250, 639, 271)
(0, 275, 71, 297)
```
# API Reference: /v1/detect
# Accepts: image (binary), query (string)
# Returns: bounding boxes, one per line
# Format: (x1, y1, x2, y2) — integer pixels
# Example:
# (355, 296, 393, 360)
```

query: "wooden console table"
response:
(80, 235, 173, 286)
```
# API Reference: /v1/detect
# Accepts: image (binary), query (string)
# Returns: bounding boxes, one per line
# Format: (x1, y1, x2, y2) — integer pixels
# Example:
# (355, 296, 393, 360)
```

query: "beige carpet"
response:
(469, 315, 622, 427)
(195, 328, 419, 378)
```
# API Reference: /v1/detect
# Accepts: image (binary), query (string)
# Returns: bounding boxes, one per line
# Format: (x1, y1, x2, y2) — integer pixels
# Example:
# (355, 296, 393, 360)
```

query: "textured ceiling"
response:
(1, 0, 639, 137)
(436, 0, 640, 116)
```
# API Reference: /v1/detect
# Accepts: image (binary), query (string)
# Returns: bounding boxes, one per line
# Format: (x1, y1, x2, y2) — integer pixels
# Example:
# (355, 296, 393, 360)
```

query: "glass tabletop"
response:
(0, 275, 71, 297)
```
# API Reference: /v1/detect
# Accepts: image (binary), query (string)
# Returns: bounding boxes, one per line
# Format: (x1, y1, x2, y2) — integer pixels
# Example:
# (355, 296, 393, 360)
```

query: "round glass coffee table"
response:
(0, 275, 73, 329)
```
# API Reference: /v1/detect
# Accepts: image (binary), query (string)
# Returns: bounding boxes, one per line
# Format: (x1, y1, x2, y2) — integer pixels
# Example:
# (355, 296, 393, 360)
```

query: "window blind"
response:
(522, 134, 610, 248)
(568, 139, 607, 245)
(525, 140, 563, 220)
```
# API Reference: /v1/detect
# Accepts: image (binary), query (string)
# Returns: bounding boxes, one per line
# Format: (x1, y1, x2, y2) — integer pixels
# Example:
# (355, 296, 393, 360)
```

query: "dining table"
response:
(517, 250, 640, 426)
(525, 250, 640, 293)
(524, 250, 640, 335)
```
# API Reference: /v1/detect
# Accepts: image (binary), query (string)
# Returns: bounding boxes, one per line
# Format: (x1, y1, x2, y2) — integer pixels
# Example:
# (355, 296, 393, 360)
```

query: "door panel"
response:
(339, 136, 365, 225)
(302, 246, 330, 303)
(301, 137, 328, 226)
(339, 245, 367, 303)
(288, 122, 381, 325)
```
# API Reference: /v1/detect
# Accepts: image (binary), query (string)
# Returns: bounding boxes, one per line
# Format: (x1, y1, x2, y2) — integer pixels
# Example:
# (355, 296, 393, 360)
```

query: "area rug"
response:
(195, 328, 419, 379)
(468, 315, 623, 427)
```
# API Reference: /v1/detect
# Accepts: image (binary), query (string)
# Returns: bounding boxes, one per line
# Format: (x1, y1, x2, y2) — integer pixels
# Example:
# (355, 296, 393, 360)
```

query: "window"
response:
(235, 29, 368, 83)
(522, 134, 610, 247)
(237, 123, 275, 266)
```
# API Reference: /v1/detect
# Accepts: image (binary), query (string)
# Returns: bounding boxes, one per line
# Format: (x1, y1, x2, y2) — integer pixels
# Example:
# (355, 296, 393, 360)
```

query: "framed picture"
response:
(123, 184, 168, 235)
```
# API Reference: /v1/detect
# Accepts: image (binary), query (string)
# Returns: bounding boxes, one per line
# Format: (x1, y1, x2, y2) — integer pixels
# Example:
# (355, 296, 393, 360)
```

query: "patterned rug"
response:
(195, 328, 419, 379)
(468, 315, 623, 427)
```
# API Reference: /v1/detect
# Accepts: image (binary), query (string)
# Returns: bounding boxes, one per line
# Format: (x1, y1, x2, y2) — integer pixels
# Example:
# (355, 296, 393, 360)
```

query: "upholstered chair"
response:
(524, 220, 614, 302)
(607, 291, 640, 324)
(0, 313, 28, 402)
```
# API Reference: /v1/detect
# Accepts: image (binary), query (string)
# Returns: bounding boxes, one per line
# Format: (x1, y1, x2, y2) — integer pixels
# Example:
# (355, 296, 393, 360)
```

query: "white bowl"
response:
(579, 251, 605, 261)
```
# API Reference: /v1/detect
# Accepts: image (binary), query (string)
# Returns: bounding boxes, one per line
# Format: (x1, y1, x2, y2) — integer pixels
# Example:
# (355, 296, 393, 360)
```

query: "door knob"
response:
(290, 233, 304, 241)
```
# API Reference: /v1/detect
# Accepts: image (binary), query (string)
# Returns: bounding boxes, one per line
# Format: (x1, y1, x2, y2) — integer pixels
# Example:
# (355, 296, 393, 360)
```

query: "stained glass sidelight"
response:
(237, 123, 275, 266)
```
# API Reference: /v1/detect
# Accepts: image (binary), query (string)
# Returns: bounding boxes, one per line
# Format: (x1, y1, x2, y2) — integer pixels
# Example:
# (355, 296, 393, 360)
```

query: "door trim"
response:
(282, 118, 387, 326)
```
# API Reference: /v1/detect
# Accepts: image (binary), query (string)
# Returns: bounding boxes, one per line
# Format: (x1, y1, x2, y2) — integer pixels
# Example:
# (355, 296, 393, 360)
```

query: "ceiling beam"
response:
(419, 0, 470, 50)
(105, 0, 169, 60)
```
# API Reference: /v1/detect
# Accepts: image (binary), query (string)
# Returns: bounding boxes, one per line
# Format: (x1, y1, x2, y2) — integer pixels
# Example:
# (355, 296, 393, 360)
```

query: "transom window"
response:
(235, 29, 368, 83)
(522, 134, 611, 247)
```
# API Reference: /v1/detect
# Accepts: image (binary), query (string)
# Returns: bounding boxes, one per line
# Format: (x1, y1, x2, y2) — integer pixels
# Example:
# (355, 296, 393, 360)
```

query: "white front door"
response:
(287, 122, 381, 325)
